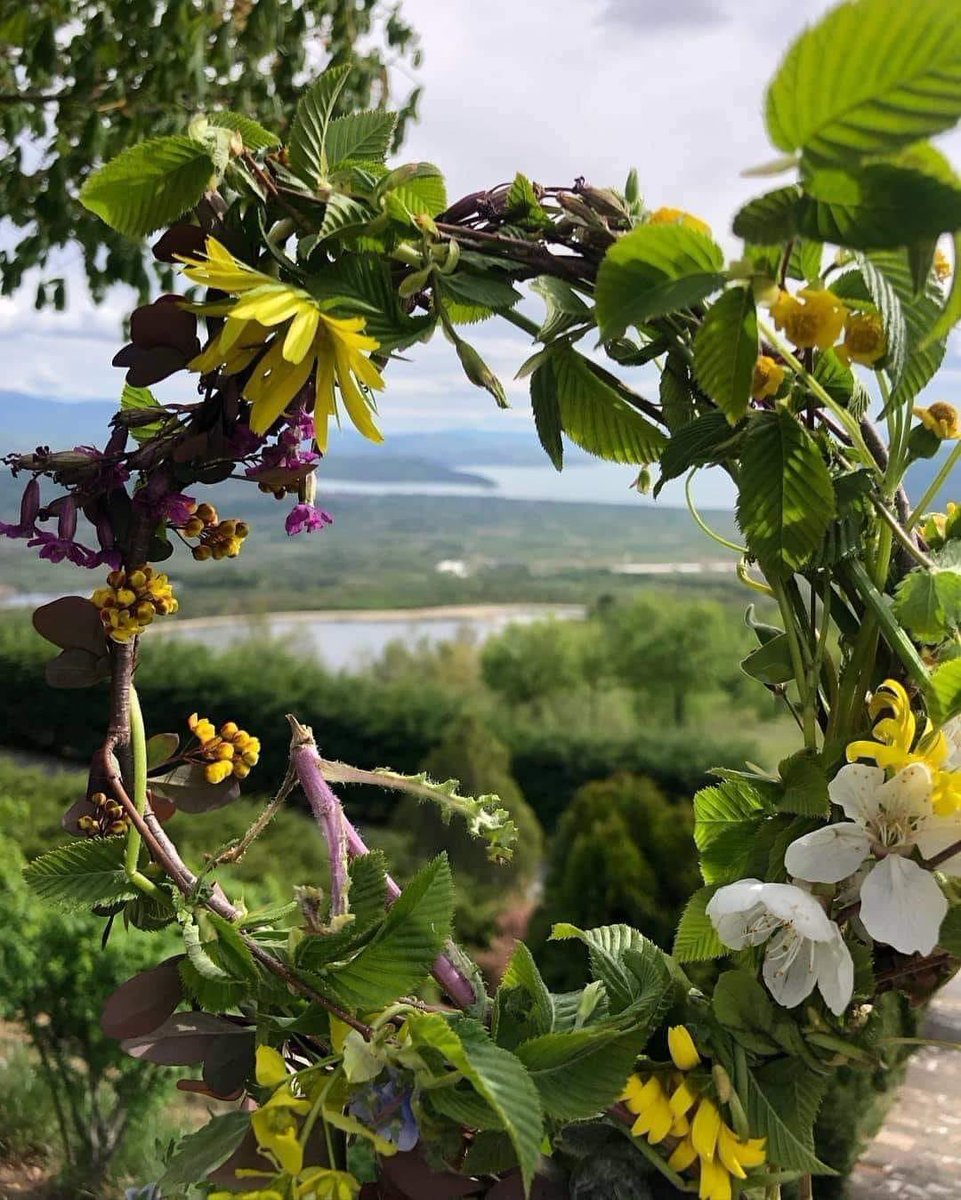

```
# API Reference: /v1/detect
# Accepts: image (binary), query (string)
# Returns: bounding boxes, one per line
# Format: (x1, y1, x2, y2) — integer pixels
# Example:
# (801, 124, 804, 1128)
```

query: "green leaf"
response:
(515, 1027, 647, 1121)
(894, 561, 961, 642)
(712, 970, 781, 1056)
(324, 110, 397, 169)
(693, 287, 758, 425)
(305, 252, 432, 351)
(549, 349, 667, 465)
(736, 409, 836, 577)
(530, 362, 564, 471)
(741, 634, 795, 686)
(746, 1062, 834, 1174)
(80, 135, 215, 238)
(811, 347, 869, 418)
(928, 657, 961, 724)
(322, 855, 453, 1010)
(595, 224, 725, 339)
(857, 256, 908, 383)
(440, 272, 521, 310)
(384, 162, 448, 219)
(145, 732, 179, 770)
(121, 383, 165, 443)
(672, 886, 725, 963)
(659, 351, 697, 431)
(765, 0, 961, 163)
(732, 187, 802, 244)
(864, 251, 947, 405)
(531, 277, 591, 343)
(778, 750, 830, 817)
(160, 1110, 251, 1188)
(938, 906, 961, 955)
(549, 923, 676, 1022)
(928, 232, 961, 345)
(797, 164, 961, 250)
(24, 839, 137, 910)
(493, 942, 554, 1051)
(207, 111, 280, 151)
(406, 1013, 543, 1193)
(694, 778, 776, 884)
(287, 65, 351, 185)
(318, 194, 373, 242)
(506, 173, 551, 228)
(655, 410, 738, 497)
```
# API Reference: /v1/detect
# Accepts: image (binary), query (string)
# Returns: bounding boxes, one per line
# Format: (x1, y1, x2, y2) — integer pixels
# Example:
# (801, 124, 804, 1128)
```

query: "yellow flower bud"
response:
(914, 401, 961, 440)
(214, 742, 235, 761)
(648, 206, 712, 237)
(115, 588, 137, 607)
(205, 760, 234, 785)
(195, 502, 218, 525)
(220, 721, 239, 738)
(183, 516, 204, 538)
(668, 1025, 701, 1071)
(751, 355, 785, 400)
(233, 761, 251, 780)
(128, 570, 147, 590)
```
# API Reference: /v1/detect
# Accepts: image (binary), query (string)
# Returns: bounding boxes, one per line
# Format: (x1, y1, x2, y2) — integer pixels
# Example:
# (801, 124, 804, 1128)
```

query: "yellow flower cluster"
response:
(179, 238, 385, 450)
(182, 502, 249, 560)
(76, 791, 129, 838)
(847, 679, 961, 814)
(752, 355, 785, 400)
(914, 401, 961, 441)
(621, 1026, 765, 1200)
(648, 206, 712, 236)
(92, 567, 178, 643)
(188, 712, 260, 784)
(771, 288, 887, 365)
(208, 1048, 360, 1200)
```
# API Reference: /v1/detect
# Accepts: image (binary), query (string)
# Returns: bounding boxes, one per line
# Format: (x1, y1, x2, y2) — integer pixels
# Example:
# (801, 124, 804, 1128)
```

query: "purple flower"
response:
(27, 497, 97, 567)
(161, 492, 197, 525)
(348, 1073, 419, 1153)
(0, 477, 40, 540)
(285, 503, 333, 537)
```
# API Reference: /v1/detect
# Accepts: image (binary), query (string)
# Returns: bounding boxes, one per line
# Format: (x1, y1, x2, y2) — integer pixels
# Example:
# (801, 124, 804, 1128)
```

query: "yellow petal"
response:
(668, 1136, 698, 1172)
(668, 1026, 701, 1071)
(255, 1045, 288, 1089)
(671, 1111, 691, 1138)
(283, 304, 321, 363)
(691, 1097, 722, 1164)
(247, 351, 315, 435)
(669, 1078, 699, 1118)
(334, 344, 384, 444)
(620, 1074, 649, 1110)
(231, 286, 309, 326)
(699, 1158, 732, 1200)
(716, 1125, 748, 1179)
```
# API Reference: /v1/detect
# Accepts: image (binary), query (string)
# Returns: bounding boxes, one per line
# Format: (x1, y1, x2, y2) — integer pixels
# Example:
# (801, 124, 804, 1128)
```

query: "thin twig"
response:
(209, 767, 297, 866)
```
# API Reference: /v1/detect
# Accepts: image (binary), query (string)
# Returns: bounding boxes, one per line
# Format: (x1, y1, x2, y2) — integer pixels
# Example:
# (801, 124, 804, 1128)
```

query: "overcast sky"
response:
(2, 0, 960, 448)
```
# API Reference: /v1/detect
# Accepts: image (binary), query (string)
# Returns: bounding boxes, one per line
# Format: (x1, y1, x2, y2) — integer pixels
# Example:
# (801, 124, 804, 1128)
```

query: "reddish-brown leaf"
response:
(101, 955, 185, 1039)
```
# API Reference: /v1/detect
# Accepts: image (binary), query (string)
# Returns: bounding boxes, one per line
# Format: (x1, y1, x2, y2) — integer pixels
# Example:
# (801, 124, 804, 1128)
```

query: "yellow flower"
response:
(914, 401, 961, 440)
(668, 1025, 701, 1071)
(698, 1156, 732, 1200)
(770, 287, 847, 351)
(179, 238, 385, 448)
(838, 312, 886, 366)
(622, 1075, 674, 1143)
(717, 1124, 766, 1179)
(648, 206, 712, 236)
(935, 248, 952, 282)
(255, 1044, 289, 1089)
(295, 1168, 361, 1200)
(752, 355, 785, 400)
(91, 566, 178, 643)
(190, 714, 261, 783)
(210, 1192, 283, 1200)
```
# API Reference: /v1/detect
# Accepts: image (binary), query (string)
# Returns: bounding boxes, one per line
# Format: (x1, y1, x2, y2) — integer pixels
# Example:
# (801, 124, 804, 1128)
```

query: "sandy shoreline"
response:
(152, 602, 585, 633)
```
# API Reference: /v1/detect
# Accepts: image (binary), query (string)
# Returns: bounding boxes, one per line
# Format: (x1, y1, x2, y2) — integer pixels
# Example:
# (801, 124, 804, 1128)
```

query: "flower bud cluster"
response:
(92, 566, 178, 642)
(77, 791, 129, 838)
(188, 712, 260, 783)
(181, 502, 249, 560)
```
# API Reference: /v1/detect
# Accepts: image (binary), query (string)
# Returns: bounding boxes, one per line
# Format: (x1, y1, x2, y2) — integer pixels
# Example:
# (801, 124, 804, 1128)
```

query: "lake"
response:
(154, 604, 584, 671)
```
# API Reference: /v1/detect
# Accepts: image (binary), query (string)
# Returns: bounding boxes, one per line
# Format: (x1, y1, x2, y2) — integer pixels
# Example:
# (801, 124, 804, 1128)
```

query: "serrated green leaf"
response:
(384, 162, 448, 219)
(81, 135, 215, 238)
(549, 348, 667, 466)
(733, 187, 802, 244)
(318, 193, 373, 242)
(712, 970, 781, 1055)
(207, 111, 280, 151)
(693, 287, 758, 425)
(737, 409, 836, 577)
(672, 885, 725, 963)
(440, 272, 521, 310)
(325, 110, 397, 169)
(305, 252, 432, 351)
(322, 855, 453, 1010)
(857, 256, 908, 383)
(746, 1062, 834, 1174)
(549, 923, 675, 1020)
(658, 351, 697, 431)
(894, 564, 961, 642)
(811, 348, 869, 417)
(159, 1110, 251, 1188)
(778, 750, 830, 817)
(531, 277, 592, 344)
(515, 1027, 647, 1121)
(655, 411, 739, 497)
(493, 942, 554, 1051)
(287, 65, 352, 185)
(694, 778, 776, 885)
(121, 384, 166, 443)
(595, 224, 725, 339)
(24, 839, 137, 909)
(929, 657, 961, 724)
(765, 0, 961, 163)
(406, 1013, 543, 1192)
(798, 165, 961, 250)
(865, 250, 947, 405)
(531, 362, 564, 471)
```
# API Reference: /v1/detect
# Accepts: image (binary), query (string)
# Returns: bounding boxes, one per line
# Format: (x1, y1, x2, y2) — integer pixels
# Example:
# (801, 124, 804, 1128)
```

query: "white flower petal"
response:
(875, 763, 935, 833)
(812, 928, 854, 1017)
(706, 881, 772, 949)
(915, 814, 961, 876)
(858, 855, 948, 956)
(784, 823, 872, 884)
(705, 879, 765, 919)
(762, 927, 818, 1009)
(759, 882, 835, 941)
(828, 764, 885, 824)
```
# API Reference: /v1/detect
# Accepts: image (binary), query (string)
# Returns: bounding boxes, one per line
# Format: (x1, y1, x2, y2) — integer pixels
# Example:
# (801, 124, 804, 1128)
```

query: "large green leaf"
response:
(736, 409, 836, 577)
(530, 362, 564, 471)
(321, 855, 453, 1010)
(732, 187, 802, 244)
(23, 839, 138, 910)
(295, 852, 389, 972)
(549, 923, 676, 1023)
(493, 942, 554, 1051)
(406, 1014, 543, 1193)
(531, 276, 591, 342)
(672, 885, 725, 963)
(384, 163, 448, 219)
(159, 1111, 251, 1188)
(894, 552, 961, 643)
(746, 1062, 834, 1174)
(797, 165, 961, 250)
(655, 410, 738, 497)
(693, 777, 777, 884)
(864, 251, 947, 405)
(515, 1027, 647, 1121)
(80, 135, 215, 237)
(318, 194, 374, 242)
(287, 65, 351, 185)
(693, 287, 758, 425)
(325, 110, 397, 169)
(765, 0, 961, 163)
(595, 224, 725, 339)
(547, 349, 667, 465)
(207, 111, 280, 152)
(927, 657, 961, 724)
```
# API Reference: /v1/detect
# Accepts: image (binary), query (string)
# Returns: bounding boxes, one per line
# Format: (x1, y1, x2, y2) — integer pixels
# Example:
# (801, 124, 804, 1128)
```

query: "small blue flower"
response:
(348, 1070, 419, 1152)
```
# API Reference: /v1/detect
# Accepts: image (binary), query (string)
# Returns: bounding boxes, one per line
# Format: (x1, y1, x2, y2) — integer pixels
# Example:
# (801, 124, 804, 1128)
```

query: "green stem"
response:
(685, 470, 748, 553)
(499, 306, 541, 338)
(844, 559, 930, 692)
(773, 578, 817, 749)
(758, 320, 881, 476)
(907, 438, 961, 529)
(123, 687, 161, 898)
(872, 499, 936, 569)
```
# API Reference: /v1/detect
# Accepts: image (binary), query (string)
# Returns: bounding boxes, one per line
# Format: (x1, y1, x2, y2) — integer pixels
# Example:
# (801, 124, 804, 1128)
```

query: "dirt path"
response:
(847, 973, 961, 1198)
